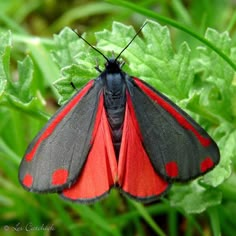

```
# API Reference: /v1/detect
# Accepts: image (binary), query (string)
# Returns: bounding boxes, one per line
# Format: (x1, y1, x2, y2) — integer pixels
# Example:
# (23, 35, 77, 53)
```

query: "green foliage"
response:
(0, 1, 236, 235)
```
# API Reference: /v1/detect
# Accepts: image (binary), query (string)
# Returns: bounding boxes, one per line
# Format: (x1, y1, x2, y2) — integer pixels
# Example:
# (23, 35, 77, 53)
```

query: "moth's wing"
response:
(126, 77, 220, 181)
(61, 94, 117, 203)
(19, 80, 109, 192)
(118, 91, 170, 203)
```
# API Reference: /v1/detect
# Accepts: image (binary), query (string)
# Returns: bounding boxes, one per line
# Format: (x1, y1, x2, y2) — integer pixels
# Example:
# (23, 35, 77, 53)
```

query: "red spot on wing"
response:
(25, 80, 94, 162)
(133, 78, 211, 147)
(165, 162, 179, 177)
(51, 169, 68, 185)
(118, 93, 169, 199)
(23, 173, 33, 187)
(200, 157, 214, 172)
(62, 94, 117, 201)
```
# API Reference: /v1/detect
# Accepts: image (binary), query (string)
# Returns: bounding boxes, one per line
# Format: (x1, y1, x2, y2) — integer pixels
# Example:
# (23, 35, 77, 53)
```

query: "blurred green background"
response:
(0, 0, 236, 235)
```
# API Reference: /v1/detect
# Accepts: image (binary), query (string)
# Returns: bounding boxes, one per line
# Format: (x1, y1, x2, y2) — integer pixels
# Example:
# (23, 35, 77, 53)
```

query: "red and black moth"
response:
(19, 24, 220, 203)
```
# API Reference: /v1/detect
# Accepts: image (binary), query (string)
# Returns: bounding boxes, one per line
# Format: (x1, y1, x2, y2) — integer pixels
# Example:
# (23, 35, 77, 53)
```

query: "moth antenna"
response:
(72, 29, 109, 62)
(70, 82, 78, 91)
(115, 22, 147, 61)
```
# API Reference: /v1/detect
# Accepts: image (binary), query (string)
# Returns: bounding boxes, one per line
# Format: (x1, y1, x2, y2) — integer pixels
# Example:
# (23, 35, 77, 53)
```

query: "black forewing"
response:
(19, 79, 103, 192)
(126, 77, 220, 181)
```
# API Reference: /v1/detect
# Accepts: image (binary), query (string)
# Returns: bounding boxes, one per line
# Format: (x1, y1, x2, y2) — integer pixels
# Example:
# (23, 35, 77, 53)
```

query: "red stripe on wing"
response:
(133, 78, 211, 147)
(62, 94, 117, 201)
(25, 81, 94, 162)
(118, 92, 169, 200)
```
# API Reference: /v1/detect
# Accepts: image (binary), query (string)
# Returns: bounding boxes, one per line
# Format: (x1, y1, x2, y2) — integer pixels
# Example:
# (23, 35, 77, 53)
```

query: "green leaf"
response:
(6, 56, 34, 103)
(204, 126, 236, 186)
(107, 0, 236, 71)
(189, 29, 235, 121)
(0, 34, 48, 120)
(170, 182, 222, 214)
(96, 21, 193, 100)
(187, 29, 236, 188)
(54, 20, 193, 103)
(52, 27, 98, 104)
(4, 56, 44, 115)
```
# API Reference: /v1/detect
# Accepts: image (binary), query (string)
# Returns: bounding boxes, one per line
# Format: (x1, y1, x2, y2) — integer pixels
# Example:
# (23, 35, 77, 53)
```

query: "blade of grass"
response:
(70, 204, 121, 236)
(168, 209, 177, 236)
(226, 10, 236, 32)
(0, 138, 20, 165)
(49, 2, 118, 32)
(0, 13, 27, 34)
(130, 200, 166, 236)
(208, 207, 221, 236)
